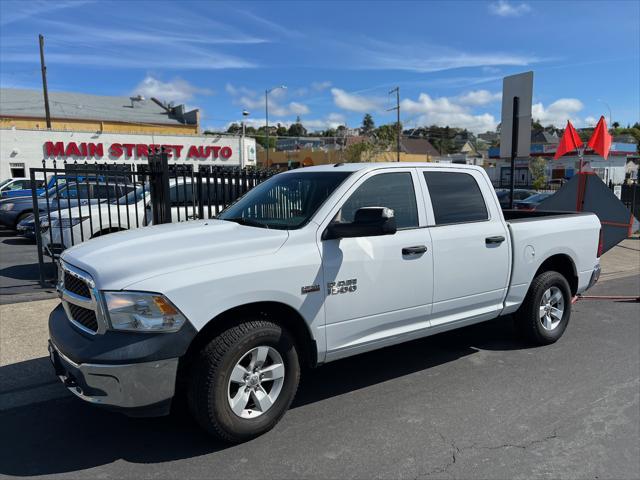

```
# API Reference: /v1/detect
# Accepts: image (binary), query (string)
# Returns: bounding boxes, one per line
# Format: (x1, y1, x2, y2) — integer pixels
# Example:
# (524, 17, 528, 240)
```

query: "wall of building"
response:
(0, 128, 256, 179)
(0, 116, 198, 135)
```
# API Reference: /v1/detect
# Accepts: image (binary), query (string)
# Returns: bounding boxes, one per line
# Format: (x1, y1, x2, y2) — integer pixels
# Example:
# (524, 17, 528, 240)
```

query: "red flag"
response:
(587, 115, 612, 160)
(554, 120, 583, 159)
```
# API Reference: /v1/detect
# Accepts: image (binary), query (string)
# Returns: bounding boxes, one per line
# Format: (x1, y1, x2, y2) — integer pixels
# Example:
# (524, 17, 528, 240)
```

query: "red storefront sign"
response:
(43, 141, 233, 160)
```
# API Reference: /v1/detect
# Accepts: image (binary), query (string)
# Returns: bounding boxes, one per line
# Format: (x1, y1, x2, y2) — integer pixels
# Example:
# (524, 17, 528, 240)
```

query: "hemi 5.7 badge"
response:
(327, 279, 357, 295)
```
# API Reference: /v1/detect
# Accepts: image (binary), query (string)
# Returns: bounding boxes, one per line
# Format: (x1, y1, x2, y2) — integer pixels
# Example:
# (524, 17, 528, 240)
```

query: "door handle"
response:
(485, 236, 506, 245)
(402, 245, 428, 255)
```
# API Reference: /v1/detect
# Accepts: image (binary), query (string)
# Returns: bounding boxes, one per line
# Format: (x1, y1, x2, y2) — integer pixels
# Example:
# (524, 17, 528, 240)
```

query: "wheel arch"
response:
(534, 253, 578, 295)
(181, 301, 318, 373)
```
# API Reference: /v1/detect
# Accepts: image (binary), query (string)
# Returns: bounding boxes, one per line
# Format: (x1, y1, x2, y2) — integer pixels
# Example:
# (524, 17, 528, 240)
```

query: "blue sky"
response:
(1, 0, 638, 133)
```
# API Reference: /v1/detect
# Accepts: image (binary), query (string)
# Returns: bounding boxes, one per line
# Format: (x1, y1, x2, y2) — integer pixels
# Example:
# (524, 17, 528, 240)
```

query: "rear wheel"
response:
(187, 319, 300, 443)
(514, 270, 572, 345)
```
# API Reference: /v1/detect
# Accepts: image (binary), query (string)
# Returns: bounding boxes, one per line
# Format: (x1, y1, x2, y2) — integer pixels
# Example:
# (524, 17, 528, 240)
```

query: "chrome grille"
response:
(64, 272, 91, 298)
(68, 304, 98, 332)
(58, 262, 105, 335)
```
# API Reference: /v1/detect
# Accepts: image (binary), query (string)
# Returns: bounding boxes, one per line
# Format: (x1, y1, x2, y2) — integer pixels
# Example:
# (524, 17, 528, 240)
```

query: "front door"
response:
(320, 169, 433, 357)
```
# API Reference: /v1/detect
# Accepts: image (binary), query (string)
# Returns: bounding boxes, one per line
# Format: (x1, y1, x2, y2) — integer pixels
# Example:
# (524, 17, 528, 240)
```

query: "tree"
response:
(361, 113, 375, 135)
(344, 141, 372, 163)
(322, 128, 337, 138)
(529, 156, 547, 189)
(276, 123, 288, 137)
(288, 121, 307, 137)
(612, 121, 620, 129)
(253, 135, 276, 150)
(226, 123, 241, 134)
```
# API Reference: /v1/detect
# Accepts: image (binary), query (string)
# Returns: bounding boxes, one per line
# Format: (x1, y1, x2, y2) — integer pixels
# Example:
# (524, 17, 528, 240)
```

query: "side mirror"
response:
(323, 207, 397, 240)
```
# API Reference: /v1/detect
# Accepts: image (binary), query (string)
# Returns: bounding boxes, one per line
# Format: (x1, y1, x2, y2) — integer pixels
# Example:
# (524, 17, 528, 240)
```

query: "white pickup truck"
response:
(48, 163, 602, 442)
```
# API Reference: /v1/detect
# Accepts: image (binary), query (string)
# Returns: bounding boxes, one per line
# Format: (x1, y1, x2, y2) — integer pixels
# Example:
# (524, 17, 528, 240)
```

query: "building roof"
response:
(0, 88, 198, 126)
(531, 130, 559, 144)
(400, 137, 439, 156)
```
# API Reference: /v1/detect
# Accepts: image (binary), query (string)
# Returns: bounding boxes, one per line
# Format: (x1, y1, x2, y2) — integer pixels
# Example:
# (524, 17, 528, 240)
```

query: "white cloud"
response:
(488, 1, 531, 17)
(401, 92, 498, 133)
(457, 90, 502, 106)
(331, 88, 385, 113)
(311, 81, 332, 91)
(584, 116, 598, 127)
(338, 37, 541, 72)
(532, 98, 584, 127)
(133, 75, 212, 103)
(227, 83, 310, 117)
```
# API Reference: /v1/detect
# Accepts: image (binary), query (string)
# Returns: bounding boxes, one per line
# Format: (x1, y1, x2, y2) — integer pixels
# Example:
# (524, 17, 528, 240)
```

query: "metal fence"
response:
(29, 154, 276, 284)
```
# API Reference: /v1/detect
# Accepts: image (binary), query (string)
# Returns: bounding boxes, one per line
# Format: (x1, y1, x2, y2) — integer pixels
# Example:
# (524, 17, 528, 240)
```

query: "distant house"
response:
(399, 136, 439, 156)
(531, 130, 559, 144)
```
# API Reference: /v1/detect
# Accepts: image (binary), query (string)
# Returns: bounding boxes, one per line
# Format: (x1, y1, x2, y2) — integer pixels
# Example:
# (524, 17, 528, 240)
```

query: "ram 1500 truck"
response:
(48, 163, 602, 442)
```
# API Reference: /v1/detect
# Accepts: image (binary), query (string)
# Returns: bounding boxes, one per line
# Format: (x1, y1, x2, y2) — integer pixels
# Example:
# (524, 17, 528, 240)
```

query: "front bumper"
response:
(49, 340, 178, 415)
(48, 303, 196, 416)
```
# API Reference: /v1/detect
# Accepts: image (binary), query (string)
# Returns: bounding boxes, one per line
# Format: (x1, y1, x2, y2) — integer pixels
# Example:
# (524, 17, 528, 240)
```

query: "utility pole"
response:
(387, 87, 400, 161)
(265, 89, 269, 168)
(38, 34, 52, 129)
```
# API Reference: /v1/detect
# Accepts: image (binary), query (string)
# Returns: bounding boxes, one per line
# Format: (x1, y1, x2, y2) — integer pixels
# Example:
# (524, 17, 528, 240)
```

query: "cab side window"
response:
(337, 172, 418, 229)
(423, 171, 488, 225)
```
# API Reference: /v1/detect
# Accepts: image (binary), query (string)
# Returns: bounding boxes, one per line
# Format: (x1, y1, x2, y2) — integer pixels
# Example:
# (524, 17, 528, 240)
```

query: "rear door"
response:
(418, 168, 510, 326)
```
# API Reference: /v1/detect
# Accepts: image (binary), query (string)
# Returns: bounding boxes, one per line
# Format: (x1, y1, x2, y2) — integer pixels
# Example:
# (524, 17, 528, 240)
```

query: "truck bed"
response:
(501, 210, 601, 315)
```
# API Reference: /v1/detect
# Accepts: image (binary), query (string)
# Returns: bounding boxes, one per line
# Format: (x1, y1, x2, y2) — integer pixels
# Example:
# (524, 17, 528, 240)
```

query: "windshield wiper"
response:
(223, 217, 270, 229)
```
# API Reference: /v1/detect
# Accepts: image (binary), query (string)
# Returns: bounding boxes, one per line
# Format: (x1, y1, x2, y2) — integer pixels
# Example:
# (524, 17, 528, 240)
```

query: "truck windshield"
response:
(219, 171, 351, 229)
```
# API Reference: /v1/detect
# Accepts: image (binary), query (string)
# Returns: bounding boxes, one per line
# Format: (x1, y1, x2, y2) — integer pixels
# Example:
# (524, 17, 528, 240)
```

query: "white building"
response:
(0, 128, 257, 179)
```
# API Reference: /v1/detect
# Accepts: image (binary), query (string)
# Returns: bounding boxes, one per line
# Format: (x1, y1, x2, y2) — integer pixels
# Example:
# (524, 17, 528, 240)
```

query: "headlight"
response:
(0, 203, 15, 211)
(55, 216, 89, 228)
(103, 291, 187, 333)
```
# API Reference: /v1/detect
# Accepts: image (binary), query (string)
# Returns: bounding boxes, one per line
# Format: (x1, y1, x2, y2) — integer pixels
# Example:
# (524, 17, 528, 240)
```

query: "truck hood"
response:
(61, 220, 289, 290)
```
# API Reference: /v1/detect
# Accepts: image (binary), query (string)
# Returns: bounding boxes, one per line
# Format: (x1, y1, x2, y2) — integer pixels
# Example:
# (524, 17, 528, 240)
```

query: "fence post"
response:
(197, 168, 205, 219)
(148, 151, 171, 224)
(30, 168, 46, 286)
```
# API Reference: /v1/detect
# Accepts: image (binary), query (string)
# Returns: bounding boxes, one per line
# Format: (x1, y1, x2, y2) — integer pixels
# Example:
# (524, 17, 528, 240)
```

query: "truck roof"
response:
(284, 162, 485, 174)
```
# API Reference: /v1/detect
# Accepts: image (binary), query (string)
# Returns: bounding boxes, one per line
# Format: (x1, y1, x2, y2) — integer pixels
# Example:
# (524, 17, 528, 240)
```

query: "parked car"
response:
(495, 188, 537, 208)
(49, 163, 602, 443)
(513, 192, 555, 211)
(43, 177, 234, 253)
(0, 181, 134, 230)
(0, 178, 46, 198)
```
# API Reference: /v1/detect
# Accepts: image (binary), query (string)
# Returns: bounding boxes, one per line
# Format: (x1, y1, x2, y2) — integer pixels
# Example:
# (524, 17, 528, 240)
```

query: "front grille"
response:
(69, 304, 98, 332)
(64, 272, 91, 298)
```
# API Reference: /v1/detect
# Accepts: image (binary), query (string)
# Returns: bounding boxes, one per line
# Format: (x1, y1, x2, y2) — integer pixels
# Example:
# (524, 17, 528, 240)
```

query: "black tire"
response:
(514, 270, 572, 345)
(187, 319, 300, 443)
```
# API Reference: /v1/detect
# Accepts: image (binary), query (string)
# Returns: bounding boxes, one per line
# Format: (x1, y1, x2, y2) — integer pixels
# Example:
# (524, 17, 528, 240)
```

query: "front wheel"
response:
(187, 319, 300, 443)
(514, 270, 572, 345)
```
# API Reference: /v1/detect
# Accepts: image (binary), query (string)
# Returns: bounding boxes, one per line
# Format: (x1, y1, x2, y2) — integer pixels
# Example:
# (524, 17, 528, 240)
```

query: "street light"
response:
(265, 85, 287, 168)
(597, 99, 613, 128)
(241, 110, 250, 167)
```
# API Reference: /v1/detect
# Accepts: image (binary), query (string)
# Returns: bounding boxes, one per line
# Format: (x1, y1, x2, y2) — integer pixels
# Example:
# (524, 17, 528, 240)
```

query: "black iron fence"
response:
(29, 154, 276, 284)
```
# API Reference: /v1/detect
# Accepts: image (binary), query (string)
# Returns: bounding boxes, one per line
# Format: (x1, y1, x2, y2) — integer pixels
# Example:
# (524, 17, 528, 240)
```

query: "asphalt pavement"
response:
(0, 274, 638, 479)
(0, 227, 56, 305)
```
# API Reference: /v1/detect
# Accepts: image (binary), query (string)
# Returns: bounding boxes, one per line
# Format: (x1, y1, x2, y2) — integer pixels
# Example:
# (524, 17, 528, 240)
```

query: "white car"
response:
(42, 178, 231, 254)
(48, 162, 602, 442)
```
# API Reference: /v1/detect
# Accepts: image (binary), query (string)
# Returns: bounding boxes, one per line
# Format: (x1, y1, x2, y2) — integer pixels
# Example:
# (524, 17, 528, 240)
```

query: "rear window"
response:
(424, 171, 489, 225)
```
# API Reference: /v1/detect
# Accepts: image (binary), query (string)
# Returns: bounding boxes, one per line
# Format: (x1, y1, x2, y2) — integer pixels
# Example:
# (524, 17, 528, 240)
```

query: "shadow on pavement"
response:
(2, 237, 35, 246)
(0, 262, 54, 282)
(0, 317, 525, 476)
